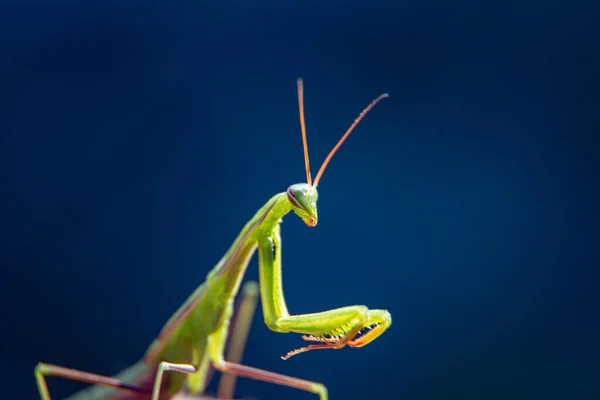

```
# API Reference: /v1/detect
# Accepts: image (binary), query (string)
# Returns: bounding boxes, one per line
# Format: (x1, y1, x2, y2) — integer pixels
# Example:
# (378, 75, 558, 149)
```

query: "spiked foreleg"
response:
(257, 224, 391, 359)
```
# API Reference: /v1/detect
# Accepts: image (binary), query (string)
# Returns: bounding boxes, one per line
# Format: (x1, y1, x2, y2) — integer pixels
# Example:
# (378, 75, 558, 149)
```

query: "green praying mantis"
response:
(35, 78, 392, 400)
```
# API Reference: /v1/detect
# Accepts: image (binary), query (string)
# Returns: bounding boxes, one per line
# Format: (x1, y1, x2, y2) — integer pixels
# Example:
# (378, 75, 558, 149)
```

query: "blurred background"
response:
(1, 1, 598, 399)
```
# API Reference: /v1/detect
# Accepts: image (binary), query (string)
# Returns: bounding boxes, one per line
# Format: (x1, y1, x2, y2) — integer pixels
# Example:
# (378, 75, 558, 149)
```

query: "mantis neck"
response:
(203, 192, 292, 294)
(258, 192, 294, 233)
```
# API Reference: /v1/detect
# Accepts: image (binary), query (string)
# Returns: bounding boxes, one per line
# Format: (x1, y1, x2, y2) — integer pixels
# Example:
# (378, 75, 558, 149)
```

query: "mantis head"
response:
(289, 78, 388, 228)
(287, 183, 319, 227)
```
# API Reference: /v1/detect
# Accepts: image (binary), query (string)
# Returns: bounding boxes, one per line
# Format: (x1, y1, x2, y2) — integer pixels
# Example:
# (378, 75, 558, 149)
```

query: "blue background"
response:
(1, 1, 598, 399)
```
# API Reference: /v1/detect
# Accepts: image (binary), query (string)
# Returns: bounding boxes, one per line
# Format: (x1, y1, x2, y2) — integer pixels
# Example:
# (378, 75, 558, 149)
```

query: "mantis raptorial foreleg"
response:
(259, 225, 391, 360)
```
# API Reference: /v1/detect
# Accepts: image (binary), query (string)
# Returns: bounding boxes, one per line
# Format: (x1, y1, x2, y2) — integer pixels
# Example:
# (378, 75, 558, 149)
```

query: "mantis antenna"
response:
(296, 77, 389, 188)
(297, 78, 312, 186)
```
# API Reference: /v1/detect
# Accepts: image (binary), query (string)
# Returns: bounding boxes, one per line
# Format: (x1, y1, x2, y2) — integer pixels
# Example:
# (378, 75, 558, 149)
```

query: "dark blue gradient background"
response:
(1, 1, 598, 399)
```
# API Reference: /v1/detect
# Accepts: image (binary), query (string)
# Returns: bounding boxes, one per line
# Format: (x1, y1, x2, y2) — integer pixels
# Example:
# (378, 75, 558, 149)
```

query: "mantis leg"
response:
(34, 362, 151, 400)
(151, 362, 197, 400)
(258, 225, 391, 358)
(155, 279, 327, 399)
(207, 319, 328, 400)
(35, 282, 258, 400)
(154, 281, 259, 400)
(217, 281, 259, 399)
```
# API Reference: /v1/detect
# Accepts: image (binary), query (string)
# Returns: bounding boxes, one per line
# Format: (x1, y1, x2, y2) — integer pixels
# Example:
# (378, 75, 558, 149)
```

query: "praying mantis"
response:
(35, 78, 392, 400)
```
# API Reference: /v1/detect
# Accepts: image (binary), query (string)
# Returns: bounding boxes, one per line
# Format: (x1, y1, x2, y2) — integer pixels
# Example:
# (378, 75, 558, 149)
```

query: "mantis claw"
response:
(281, 309, 392, 360)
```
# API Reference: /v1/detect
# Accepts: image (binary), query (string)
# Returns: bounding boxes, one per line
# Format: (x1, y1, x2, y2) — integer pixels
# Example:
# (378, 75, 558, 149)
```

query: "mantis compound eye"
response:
(287, 183, 310, 209)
